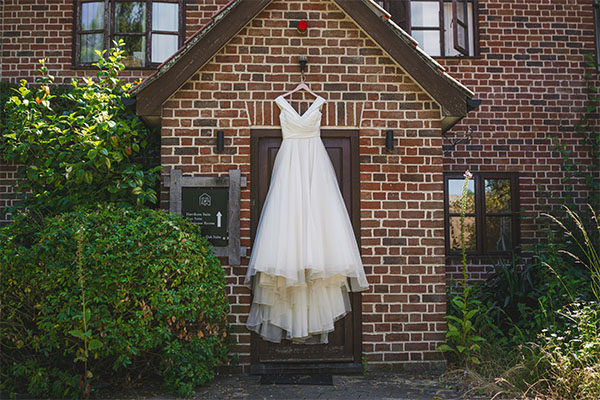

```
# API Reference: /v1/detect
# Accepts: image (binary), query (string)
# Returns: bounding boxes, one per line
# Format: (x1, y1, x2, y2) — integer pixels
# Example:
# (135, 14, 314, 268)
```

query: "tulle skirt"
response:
(245, 137, 368, 343)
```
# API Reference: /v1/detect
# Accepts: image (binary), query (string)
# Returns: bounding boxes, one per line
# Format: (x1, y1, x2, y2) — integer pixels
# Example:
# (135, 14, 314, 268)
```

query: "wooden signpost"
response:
(165, 168, 247, 265)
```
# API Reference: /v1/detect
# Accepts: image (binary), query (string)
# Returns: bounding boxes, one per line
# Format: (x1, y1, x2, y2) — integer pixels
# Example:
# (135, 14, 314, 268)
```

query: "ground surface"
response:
(192, 371, 491, 400)
(7, 371, 494, 399)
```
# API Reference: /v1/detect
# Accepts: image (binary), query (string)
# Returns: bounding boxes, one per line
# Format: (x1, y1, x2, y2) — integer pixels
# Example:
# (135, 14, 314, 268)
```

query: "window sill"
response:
(71, 64, 158, 71)
(445, 251, 520, 260)
(434, 55, 482, 61)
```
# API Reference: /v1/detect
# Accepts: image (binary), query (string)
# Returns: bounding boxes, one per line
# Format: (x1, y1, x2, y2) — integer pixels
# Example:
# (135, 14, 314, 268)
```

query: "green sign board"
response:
(181, 187, 228, 247)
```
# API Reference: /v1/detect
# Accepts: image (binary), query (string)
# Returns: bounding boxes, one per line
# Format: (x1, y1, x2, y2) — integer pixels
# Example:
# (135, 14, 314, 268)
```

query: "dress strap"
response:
(274, 95, 285, 110)
(313, 95, 326, 110)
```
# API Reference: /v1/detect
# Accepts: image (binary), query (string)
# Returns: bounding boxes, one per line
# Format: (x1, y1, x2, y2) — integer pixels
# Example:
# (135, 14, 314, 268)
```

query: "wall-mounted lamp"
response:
(299, 56, 307, 81)
(216, 130, 224, 152)
(385, 130, 394, 150)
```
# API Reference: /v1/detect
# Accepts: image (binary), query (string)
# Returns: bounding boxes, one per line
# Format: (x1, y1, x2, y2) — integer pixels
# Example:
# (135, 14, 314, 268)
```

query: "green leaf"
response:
(436, 344, 455, 352)
(445, 315, 462, 324)
(452, 297, 465, 310)
(84, 171, 93, 184)
(87, 149, 98, 160)
(89, 339, 103, 350)
(69, 329, 85, 339)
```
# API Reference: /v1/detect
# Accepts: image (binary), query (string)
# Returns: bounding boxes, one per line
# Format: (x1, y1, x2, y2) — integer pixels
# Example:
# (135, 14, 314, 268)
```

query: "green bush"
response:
(0, 42, 160, 218)
(537, 302, 600, 399)
(473, 205, 600, 399)
(0, 81, 19, 124)
(0, 205, 231, 398)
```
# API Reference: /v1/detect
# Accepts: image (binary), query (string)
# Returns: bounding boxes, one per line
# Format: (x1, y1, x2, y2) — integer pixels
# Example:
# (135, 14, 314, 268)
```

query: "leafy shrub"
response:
(0, 82, 19, 124)
(0, 42, 160, 217)
(476, 205, 600, 399)
(0, 205, 231, 398)
(473, 257, 549, 345)
(536, 302, 600, 399)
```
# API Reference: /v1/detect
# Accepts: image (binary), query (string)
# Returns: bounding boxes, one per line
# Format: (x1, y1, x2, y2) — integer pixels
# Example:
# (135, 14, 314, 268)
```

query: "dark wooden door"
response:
(249, 129, 362, 372)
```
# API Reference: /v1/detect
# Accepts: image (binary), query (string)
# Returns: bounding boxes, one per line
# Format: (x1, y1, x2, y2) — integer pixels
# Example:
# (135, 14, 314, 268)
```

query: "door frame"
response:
(248, 128, 363, 374)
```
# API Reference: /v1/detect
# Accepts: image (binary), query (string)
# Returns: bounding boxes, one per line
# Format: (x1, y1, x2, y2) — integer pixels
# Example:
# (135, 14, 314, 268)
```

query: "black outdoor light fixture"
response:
(385, 130, 394, 150)
(216, 130, 224, 152)
(299, 56, 307, 81)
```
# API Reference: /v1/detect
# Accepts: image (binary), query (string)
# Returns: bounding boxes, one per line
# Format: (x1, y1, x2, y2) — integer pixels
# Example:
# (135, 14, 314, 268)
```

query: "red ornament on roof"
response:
(297, 20, 308, 33)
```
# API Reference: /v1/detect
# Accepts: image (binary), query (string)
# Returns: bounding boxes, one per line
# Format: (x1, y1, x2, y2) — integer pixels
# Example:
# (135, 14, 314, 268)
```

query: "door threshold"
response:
(250, 362, 363, 375)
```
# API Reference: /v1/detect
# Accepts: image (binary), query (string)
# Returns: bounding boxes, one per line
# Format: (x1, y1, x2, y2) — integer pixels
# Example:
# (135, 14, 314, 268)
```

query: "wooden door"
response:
(249, 129, 362, 374)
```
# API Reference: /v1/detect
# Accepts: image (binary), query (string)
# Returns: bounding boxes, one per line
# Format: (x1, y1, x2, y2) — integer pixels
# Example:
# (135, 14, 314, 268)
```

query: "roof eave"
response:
(334, 0, 473, 120)
(133, 0, 271, 117)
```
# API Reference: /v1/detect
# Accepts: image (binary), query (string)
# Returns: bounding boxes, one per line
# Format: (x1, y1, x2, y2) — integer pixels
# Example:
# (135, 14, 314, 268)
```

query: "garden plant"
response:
(438, 55, 600, 399)
(1, 40, 160, 218)
(0, 43, 231, 398)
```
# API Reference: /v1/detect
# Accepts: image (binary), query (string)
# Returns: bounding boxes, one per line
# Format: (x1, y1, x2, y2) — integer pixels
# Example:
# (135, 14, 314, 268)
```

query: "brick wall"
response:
(0, 0, 230, 224)
(439, 0, 600, 281)
(3, 0, 598, 370)
(0, 0, 230, 83)
(160, 0, 448, 369)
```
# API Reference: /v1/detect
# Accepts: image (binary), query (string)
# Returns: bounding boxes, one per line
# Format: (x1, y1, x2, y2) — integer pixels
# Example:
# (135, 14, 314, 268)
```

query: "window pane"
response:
(153, 2, 179, 31)
(152, 33, 178, 63)
(115, 2, 146, 33)
(81, 2, 104, 31)
(411, 30, 441, 56)
(115, 35, 146, 67)
(485, 216, 512, 251)
(80, 33, 104, 63)
(449, 216, 476, 250)
(457, 24, 467, 50)
(411, 1, 440, 27)
(448, 178, 475, 213)
(443, 2, 474, 56)
(485, 179, 511, 213)
(456, 1, 466, 19)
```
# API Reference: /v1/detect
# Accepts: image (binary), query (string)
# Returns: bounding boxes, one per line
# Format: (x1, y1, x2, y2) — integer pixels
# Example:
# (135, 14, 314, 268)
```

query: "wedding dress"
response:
(245, 95, 369, 344)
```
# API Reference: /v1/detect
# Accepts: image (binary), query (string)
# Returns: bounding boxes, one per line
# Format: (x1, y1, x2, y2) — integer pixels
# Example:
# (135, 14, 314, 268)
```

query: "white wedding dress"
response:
(245, 95, 369, 344)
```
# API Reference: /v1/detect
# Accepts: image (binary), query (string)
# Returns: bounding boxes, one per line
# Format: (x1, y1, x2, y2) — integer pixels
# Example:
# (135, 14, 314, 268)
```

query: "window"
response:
(377, 0, 478, 57)
(74, 0, 184, 68)
(444, 173, 519, 255)
(594, 0, 600, 71)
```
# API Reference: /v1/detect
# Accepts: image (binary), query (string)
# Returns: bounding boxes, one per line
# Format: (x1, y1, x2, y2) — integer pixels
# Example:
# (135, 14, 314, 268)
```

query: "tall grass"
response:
(542, 204, 600, 302)
(495, 205, 600, 400)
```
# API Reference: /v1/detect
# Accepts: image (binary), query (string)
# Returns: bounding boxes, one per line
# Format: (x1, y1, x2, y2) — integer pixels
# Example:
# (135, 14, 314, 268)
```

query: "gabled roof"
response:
(132, 0, 476, 130)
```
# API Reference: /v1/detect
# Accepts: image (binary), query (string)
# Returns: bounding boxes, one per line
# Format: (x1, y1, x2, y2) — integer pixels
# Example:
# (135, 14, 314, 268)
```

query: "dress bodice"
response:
(275, 95, 326, 139)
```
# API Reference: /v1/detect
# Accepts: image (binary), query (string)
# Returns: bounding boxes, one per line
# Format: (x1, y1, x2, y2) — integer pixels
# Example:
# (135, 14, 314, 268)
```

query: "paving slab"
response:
(194, 372, 490, 400)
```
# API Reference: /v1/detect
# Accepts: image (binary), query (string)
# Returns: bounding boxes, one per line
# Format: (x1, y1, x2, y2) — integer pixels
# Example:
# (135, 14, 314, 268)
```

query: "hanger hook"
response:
(299, 56, 307, 82)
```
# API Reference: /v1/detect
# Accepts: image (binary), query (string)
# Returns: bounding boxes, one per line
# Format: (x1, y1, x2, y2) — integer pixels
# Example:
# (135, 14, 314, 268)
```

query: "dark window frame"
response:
(443, 172, 520, 256)
(378, 0, 480, 58)
(73, 0, 185, 69)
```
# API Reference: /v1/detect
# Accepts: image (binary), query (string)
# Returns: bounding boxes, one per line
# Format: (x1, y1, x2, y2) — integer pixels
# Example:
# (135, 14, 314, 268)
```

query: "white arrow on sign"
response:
(216, 211, 222, 228)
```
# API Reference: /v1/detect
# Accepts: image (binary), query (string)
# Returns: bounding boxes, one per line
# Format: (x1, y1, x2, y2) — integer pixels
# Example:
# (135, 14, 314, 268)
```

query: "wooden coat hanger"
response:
(281, 56, 324, 100)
